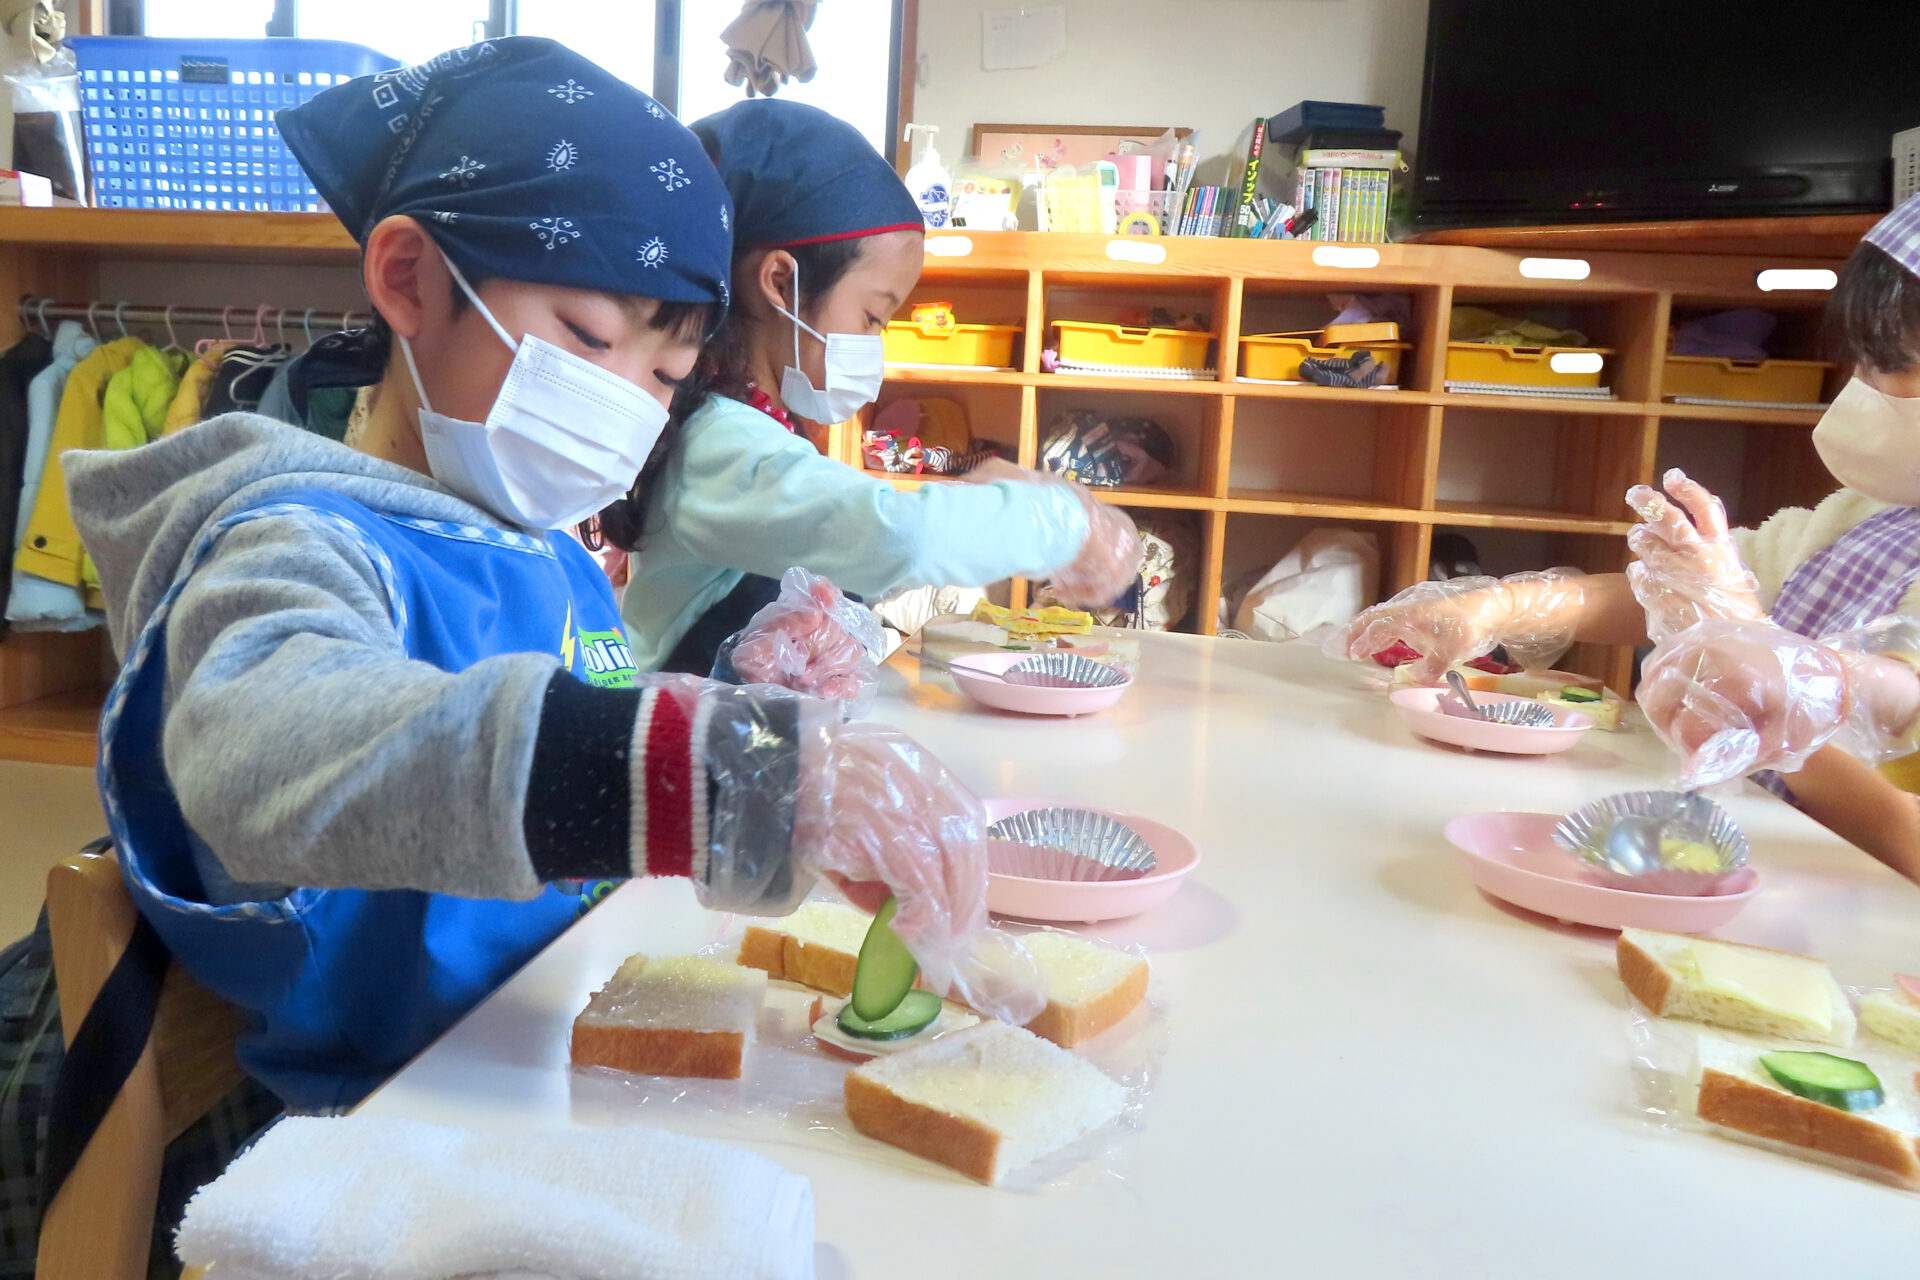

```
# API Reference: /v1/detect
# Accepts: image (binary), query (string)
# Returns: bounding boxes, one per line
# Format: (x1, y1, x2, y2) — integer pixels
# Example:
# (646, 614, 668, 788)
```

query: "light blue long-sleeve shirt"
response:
(622, 394, 1090, 670)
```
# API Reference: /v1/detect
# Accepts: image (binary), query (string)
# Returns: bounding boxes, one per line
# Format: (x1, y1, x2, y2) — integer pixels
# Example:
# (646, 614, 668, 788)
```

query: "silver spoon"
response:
(1445, 669, 1558, 728)
(1603, 791, 1709, 875)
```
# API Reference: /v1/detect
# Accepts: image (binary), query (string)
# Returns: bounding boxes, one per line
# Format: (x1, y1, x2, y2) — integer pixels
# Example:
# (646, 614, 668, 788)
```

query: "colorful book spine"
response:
(1363, 170, 1381, 243)
(1323, 168, 1342, 241)
(1230, 119, 1266, 238)
(1343, 173, 1362, 243)
(1375, 170, 1390, 241)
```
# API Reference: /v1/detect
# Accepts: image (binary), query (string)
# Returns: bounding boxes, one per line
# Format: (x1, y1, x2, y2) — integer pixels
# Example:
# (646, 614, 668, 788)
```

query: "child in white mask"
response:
(1331, 194, 1920, 878)
(609, 99, 1140, 676)
(6, 49, 1043, 1272)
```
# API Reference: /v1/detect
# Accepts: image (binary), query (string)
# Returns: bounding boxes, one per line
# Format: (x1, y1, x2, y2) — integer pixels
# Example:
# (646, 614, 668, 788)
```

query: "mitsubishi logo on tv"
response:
(1709, 182, 1740, 194)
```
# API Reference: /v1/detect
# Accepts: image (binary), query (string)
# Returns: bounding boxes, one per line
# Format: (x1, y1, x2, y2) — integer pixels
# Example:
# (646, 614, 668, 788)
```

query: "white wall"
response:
(912, 0, 1431, 177)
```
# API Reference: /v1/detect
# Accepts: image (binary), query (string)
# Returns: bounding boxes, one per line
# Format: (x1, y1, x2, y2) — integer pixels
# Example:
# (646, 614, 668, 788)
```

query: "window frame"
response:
(110, 0, 917, 165)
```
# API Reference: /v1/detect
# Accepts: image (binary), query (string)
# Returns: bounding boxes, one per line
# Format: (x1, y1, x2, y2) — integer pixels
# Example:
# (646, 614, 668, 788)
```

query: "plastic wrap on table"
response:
(1628, 1003, 1920, 1192)
(570, 923, 1166, 1194)
(713, 567, 885, 720)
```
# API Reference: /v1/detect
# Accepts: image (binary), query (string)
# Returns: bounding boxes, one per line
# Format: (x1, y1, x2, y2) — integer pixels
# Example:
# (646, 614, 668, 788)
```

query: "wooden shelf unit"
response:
(0, 217, 1854, 764)
(844, 230, 1855, 691)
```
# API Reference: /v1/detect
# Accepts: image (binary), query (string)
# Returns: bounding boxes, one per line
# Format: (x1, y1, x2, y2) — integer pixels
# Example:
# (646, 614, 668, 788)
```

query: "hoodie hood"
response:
(65, 413, 533, 657)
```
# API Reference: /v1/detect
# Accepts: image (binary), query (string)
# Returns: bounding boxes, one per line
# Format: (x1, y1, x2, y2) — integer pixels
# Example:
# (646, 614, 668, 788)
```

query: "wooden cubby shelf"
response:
(0, 217, 1855, 764)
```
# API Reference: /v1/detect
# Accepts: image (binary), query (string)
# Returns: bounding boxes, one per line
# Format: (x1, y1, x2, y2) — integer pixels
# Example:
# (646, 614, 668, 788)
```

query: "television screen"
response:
(1416, 1, 1920, 224)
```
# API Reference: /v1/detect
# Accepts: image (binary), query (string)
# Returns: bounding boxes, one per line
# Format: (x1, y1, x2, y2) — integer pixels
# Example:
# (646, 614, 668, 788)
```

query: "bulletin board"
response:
(970, 124, 1190, 171)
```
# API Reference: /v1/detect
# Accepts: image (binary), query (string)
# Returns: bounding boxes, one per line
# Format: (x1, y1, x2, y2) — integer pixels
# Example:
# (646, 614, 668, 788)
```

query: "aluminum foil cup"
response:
(1002, 652, 1130, 689)
(987, 807, 1158, 881)
(1553, 790, 1749, 896)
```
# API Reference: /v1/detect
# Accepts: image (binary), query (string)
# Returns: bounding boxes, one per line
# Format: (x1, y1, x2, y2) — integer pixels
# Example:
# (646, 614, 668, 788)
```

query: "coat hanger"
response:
(251, 304, 270, 346)
(84, 302, 100, 339)
(160, 304, 187, 356)
(302, 307, 316, 348)
(274, 308, 288, 349)
(34, 298, 51, 339)
(113, 302, 130, 339)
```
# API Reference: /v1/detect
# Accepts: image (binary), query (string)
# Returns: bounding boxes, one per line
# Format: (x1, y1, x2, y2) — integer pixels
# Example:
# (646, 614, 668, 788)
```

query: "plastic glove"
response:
(959, 461, 1144, 608)
(795, 727, 1044, 1024)
(1330, 568, 1587, 684)
(1819, 616, 1920, 764)
(1625, 468, 1764, 643)
(714, 567, 886, 720)
(1048, 484, 1143, 608)
(695, 685, 1044, 1023)
(1639, 618, 1855, 787)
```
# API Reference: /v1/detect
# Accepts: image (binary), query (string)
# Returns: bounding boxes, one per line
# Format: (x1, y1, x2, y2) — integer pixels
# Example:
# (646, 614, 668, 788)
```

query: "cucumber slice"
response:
(1558, 687, 1601, 703)
(1760, 1051, 1884, 1111)
(849, 896, 920, 1021)
(836, 990, 943, 1041)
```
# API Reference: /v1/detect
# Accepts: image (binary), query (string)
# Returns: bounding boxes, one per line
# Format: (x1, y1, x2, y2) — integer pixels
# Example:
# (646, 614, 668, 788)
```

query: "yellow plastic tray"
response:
(1662, 355, 1831, 404)
(1445, 342, 1614, 389)
(1240, 333, 1410, 383)
(884, 319, 1022, 368)
(1054, 321, 1214, 370)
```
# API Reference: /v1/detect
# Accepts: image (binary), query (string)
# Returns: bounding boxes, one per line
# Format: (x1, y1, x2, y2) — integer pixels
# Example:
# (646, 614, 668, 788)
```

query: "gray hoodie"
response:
(66, 413, 810, 910)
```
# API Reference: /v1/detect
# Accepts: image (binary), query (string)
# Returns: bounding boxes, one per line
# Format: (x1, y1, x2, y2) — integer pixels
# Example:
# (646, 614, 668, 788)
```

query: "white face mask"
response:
(1812, 376, 1920, 507)
(399, 253, 671, 530)
(773, 265, 884, 424)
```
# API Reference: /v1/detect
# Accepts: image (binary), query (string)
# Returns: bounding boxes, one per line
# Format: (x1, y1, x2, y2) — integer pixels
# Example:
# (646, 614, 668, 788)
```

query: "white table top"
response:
(361, 636, 1920, 1276)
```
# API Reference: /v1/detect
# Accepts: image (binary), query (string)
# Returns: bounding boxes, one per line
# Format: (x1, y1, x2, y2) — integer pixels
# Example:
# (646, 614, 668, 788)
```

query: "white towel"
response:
(174, 1115, 815, 1280)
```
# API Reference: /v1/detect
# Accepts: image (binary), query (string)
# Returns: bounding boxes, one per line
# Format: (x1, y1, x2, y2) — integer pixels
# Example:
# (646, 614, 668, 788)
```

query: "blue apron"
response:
(97, 488, 635, 1111)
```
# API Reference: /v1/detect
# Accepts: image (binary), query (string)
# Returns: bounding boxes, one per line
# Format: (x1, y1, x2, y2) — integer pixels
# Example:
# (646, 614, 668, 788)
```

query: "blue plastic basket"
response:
(69, 36, 400, 212)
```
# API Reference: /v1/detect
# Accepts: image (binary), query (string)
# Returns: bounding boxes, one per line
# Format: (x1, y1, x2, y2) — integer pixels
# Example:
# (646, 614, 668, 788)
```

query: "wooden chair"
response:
(37, 848, 249, 1280)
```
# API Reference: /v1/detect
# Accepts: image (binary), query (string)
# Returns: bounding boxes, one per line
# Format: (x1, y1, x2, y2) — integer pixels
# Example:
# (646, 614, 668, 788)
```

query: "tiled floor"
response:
(0, 762, 106, 942)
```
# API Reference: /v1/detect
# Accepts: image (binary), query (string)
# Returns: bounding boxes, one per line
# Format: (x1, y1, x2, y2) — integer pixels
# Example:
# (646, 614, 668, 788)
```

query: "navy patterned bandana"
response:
(693, 98, 921, 249)
(278, 38, 732, 307)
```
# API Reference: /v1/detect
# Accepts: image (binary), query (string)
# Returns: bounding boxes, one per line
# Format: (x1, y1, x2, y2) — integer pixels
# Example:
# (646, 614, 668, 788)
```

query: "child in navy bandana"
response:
(605, 99, 1142, 676)
(2, 43, 1024, 1273)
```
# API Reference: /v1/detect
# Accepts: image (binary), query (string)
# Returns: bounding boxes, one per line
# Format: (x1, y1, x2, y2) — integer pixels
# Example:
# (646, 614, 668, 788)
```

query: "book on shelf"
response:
(1225, 117, 1266, 238)
(1266, 99, 1386, 144)
(1300, 148, 1402, 169)
(1322, 168, 1342, 240)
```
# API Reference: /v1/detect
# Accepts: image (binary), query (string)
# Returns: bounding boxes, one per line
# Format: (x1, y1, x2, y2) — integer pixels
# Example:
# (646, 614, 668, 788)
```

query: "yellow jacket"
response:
(163, 342, 236, 436)
(15, 337, 144, 604)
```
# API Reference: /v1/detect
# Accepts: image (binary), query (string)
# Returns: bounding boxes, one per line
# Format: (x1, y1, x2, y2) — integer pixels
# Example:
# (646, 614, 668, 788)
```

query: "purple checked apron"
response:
(1757, 505, 1920, 800)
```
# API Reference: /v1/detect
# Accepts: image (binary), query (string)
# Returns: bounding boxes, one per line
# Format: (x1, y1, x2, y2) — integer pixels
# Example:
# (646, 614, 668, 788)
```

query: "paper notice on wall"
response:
(982, 6, 1067, 71)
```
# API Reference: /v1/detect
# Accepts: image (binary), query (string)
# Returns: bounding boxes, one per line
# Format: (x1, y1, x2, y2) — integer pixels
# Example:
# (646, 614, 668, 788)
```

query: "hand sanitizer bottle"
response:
(902, 124, 951, 229)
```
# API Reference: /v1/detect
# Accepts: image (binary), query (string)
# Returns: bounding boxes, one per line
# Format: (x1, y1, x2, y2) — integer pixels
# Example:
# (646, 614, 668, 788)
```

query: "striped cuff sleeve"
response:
(523, 671, 702, 883)
(523, 672, 803, 903)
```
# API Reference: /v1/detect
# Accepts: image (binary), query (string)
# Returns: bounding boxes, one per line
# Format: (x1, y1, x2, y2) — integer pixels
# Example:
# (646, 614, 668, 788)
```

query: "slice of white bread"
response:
(1692, 1030, 1920, 1185)
(571, 953, 767, 1080)
(1536, 687, 1625, 731)
(1019, 931, 1149, 1047)
(843, 1020, 1127, 1184)
(1862, 990, 1920, 1059)
(738, 901, 875, 996)
(1618, 928, 1856, 1047)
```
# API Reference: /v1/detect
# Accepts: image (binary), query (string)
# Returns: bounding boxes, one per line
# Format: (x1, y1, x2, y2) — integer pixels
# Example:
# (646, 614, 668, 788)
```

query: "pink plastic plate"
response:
(1390, 687, 1592, 755)
(947, 652, 1132, 717)
(1443, 811, 1759, 932)
(983, 796, 1200, 923)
